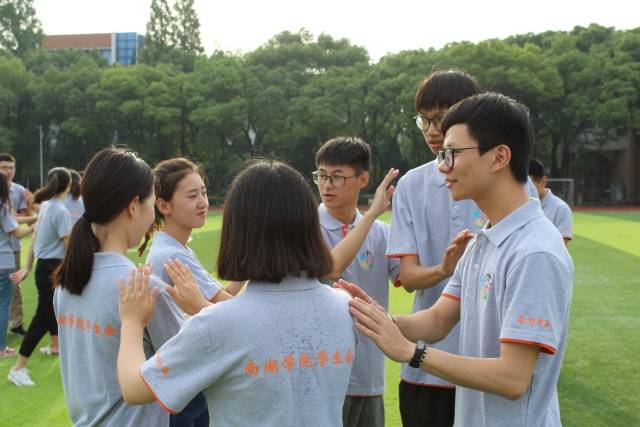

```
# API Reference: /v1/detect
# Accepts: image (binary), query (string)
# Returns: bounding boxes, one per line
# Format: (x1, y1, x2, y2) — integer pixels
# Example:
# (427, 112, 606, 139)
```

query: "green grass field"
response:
(1, 211, 638, 426)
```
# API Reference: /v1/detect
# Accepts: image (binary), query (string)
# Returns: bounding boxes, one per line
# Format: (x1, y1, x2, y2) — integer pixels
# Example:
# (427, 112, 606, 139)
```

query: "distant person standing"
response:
(64, 169, 84, 225)
(528, 159, 573, 245)
(0, 153, 37, 337)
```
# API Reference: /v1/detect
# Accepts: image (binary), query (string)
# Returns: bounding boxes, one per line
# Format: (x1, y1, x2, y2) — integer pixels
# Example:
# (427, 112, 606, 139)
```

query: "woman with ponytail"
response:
(0, 172, 35, 359)
(64, 169, 84, 224)
(7, 167, 72, 385)
(50, 148, 183, 426)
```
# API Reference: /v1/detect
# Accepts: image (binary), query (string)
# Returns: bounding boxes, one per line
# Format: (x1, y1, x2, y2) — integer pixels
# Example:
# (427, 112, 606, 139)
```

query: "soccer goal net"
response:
(547, 178, 575, 208)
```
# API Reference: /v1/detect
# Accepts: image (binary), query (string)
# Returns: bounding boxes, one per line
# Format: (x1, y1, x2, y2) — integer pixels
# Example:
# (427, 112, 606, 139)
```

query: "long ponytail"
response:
(53, 148, 154, 295)
(34, 167, 71, 204)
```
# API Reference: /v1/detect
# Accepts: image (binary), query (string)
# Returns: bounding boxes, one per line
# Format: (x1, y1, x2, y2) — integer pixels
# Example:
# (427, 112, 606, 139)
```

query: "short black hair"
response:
(415, 69, 481, 113)
(441, 92, 534, 184)
(315, 136, 371, 172)
(0, 153, 15, 163)
(217, 159, 333, 283)
(528, 159, 545, 181)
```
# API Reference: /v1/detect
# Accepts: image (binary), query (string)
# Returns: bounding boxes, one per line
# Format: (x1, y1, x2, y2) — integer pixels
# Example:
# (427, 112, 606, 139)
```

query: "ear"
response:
(126, 196, 140, 218)
(156, 197, 172, 216)
(490, 145, 512, 175)
(540, 175, 548, 188)
(358, 171, 369, 189)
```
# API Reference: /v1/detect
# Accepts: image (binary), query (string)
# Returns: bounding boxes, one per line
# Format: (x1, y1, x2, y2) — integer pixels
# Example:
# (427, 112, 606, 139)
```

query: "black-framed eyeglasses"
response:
(436, 146, 481, 171)
(312, 171, 359, 188)
(414, 114, 444, 132)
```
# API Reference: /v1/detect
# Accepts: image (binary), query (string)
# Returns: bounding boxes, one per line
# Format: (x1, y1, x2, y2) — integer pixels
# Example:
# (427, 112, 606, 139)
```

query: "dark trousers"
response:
(169, 392, 209, 427)
(19, 258, 61, 358)
(399, 380, 456, 427)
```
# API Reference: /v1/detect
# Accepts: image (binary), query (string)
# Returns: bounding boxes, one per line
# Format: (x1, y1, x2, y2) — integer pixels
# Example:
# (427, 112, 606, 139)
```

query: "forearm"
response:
(398, 262, 448, 291)
(325, 212, 377, 280)
(419, 348, 534, 400)
(16, 214, 38, 225)
(395, 308, 453, 343)
(117, 322, 154, 404)
(224, 280, 246, 296)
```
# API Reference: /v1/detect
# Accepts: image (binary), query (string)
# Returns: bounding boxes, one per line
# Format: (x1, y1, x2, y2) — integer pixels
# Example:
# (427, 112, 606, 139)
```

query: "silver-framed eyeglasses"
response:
(312, 171, 359, 188)
(436, 146, 481, 171)
(414, 114, 445, 132)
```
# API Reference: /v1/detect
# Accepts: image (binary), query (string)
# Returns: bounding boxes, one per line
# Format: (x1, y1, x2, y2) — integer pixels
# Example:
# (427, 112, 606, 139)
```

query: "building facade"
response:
(43, 33, 144, 66)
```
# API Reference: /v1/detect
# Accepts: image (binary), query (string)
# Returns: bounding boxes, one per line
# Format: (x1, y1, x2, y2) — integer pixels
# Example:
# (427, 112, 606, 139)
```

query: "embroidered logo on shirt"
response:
(357, 250, 375, 271)
(243, 349, 354, 378)
(472, 208, 488, 229)
(479, 273, 494, 300)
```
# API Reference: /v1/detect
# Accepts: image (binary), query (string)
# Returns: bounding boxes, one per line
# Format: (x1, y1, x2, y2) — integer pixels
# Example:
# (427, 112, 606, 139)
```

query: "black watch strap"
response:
(409, 342, 428, 368)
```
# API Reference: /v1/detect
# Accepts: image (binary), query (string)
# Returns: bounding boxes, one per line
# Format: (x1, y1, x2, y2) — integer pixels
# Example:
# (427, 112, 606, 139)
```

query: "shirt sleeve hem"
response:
(386, 253, 418, 259)
(499, 338, 556, 355)
(139, 368, 178, 415)
(441, 292, 461, 302)
(207, 287, 222, 302)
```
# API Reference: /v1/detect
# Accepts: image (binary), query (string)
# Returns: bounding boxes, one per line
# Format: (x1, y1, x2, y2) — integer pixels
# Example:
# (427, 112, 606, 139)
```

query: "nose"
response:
(437, 157, 448, 174)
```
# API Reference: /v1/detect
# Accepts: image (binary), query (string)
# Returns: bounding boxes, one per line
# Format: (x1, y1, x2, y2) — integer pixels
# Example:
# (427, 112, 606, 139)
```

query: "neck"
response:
(93, 222, 130, 257)
(162, 220, 192, 246)
(475, 179, 530, 226)
(55, 191, 69, 201)
(325, 202, 357, 225)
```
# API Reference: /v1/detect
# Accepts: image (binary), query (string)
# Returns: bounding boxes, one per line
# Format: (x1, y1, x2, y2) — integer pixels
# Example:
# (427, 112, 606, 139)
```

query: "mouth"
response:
(444, 178, 457, 188)
(428, 141, 443, 152)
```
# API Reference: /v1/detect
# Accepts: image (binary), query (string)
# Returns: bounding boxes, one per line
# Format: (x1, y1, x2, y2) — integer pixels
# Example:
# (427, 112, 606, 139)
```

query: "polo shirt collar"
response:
(93, 252, 134, 270)
(245, 275, 323, 292)
(429, 160, 447, 187)
(481, 199, 544, 247)
(318, 203, 363, 232)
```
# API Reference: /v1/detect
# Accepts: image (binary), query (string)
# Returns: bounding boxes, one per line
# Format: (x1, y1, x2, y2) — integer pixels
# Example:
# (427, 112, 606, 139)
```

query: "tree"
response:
(142, 0, 175, 65)
(0, 0, 43, 57)
(172, 0, 203, 71)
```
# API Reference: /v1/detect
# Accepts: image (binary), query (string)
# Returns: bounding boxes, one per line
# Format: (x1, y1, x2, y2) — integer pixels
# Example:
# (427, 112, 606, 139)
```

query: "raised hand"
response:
(164, 259, 212, 315)
(366, 168, 399, 218)
(118, 264, 158, 327)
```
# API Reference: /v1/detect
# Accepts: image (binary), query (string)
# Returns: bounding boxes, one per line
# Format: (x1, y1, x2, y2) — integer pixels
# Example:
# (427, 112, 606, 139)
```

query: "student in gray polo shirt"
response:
(529, 159, 573, 244)
(0, 152, 37, 336)
(314, 137, 400, 427)
(346, 93, 573, 427)
(52, 148, 184, 426)
(388, 70, 540, 427)
(117, 159, 357, 427)
(142, 157, 234, 426)
(0, 171, 35, 359)
(8, 167, 73, 386)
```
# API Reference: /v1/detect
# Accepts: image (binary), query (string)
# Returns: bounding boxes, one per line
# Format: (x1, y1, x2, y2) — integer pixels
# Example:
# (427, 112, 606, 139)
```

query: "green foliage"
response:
(0, 24, 638, 196)
(0, 0, 43, 56)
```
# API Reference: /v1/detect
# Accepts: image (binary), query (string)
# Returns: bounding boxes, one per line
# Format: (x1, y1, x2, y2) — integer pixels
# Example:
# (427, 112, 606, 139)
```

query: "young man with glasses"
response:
(313, 136, 400, 427)
(386, 70, 483, 427)
(344, 92, 573, 427)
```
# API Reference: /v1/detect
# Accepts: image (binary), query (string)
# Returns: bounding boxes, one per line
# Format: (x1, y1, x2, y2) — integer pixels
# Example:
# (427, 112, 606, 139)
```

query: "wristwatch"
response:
(409, 341, 429, 368)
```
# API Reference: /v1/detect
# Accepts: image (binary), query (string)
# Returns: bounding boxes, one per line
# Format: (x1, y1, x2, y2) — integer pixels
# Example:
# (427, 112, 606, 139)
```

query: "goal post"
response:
(546, 178, 575, 208)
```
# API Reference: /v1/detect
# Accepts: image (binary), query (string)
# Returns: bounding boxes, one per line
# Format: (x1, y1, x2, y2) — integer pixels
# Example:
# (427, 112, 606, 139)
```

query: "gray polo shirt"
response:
(54, 252, 184, 427)
(318, 203, 400, 396)
(540, 189, 573, 240)
(387, 161, 539, 387)
(146, 231, 222, 301)
(141, 276, 357, 427)
(9, 182, 27, 251)
(387, 160, 488, 387)
(443, 200, 573, 427)
(0, 205, 18, 269)
(65, 194, 85, 225)
(34, 199, 72, 259)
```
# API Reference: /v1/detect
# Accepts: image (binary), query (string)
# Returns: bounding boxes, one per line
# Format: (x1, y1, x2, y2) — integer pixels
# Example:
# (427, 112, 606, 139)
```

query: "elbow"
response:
(500, 380, 530, 401)
(324, 270, 342, 282)
(397, 273, 417, 292)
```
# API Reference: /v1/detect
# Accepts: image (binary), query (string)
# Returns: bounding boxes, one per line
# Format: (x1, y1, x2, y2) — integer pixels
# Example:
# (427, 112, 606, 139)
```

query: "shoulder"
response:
(508, 217, 572, 269)
(397, 162, 434, 186)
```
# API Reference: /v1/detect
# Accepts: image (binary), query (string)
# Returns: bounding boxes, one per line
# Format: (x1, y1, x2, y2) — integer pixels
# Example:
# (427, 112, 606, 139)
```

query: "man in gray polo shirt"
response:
(346, 93, 573, 427)
(529, 159, 573, 244)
